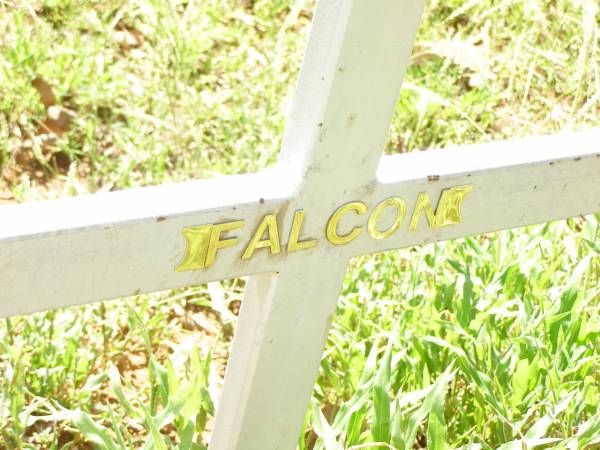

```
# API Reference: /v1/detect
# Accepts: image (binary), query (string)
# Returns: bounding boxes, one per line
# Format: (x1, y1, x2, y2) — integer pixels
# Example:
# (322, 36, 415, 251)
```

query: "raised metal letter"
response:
(242, 214, 281, 260)
(326, 202, 368, 245)
(175, 225, 213, 272)
(409, 185, 473, 231)
(205, 220, 245, 267)
(367, 197, 407, 240)
(287, 210, 317, 253)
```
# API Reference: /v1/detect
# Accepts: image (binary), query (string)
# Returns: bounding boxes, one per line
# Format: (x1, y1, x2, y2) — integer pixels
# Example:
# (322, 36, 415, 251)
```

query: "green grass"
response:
(310, 220, 600, 449)
(1, 0, 599, 448)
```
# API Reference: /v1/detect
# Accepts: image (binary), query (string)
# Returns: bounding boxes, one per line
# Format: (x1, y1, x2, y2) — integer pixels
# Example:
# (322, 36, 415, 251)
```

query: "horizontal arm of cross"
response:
(0, 169, 292, 317)
(2, 129, 598, 318)
(354, 129, 600, 256)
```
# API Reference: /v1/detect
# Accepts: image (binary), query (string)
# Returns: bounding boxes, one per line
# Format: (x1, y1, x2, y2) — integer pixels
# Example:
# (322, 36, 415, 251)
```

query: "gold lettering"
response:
(287, 210, 317, 252)
(367, 197, 407, 240)
(409, 185, 473, 231)
(409, 192, 436, 231)
(175, 185, 474, 272)
(175, 225, 213, 272)
(326, 202, 368, 245)
(205, 220, 245, 267)
(242, 214, 281, 260)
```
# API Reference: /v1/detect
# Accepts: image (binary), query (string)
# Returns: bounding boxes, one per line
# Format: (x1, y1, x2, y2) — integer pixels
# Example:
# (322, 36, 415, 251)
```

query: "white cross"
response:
(1, 2, 600, 449)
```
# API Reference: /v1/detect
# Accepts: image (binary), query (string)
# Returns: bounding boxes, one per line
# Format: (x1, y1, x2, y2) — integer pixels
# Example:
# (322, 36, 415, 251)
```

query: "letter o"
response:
(367, 197, 406, 240)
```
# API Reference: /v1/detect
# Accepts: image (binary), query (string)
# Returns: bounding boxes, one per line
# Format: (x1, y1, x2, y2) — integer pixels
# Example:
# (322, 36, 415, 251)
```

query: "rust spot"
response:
(361, 181, 376, 196)
(318, 123, 327, 142)
(347, 113, 356, 127)
(427, 175, 440, 182)
(156, 216, 167, 222)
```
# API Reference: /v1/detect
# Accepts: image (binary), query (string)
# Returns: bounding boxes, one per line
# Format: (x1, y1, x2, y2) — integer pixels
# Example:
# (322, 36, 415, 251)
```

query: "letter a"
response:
(242, 214, 281, 260)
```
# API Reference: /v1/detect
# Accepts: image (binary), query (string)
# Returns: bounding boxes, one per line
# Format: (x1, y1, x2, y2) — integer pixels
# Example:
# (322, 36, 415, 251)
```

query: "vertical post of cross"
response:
(209, 1, 425, 449)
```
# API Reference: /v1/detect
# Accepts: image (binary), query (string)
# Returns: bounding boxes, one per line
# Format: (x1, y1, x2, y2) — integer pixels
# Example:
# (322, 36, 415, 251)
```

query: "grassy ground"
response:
(0, 0, 599, 448)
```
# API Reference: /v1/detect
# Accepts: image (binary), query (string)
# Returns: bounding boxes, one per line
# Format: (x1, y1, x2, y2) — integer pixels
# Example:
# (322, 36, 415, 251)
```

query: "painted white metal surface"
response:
(363, 129, 600, 256)
(0, 1, 599, 449)
(0, 170, 291, 317)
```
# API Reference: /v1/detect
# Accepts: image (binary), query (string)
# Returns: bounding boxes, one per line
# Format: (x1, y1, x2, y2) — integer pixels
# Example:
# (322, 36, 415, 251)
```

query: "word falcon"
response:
(175, 185, 473, 272)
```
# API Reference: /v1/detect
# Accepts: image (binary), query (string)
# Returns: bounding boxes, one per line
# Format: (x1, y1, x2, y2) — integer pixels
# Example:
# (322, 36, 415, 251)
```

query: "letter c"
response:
(326, 202, 368, 245)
